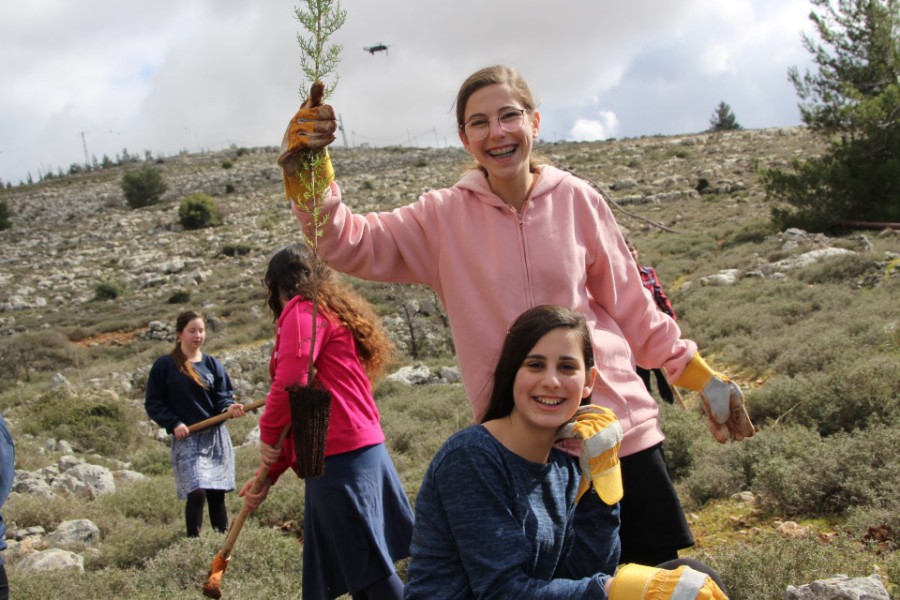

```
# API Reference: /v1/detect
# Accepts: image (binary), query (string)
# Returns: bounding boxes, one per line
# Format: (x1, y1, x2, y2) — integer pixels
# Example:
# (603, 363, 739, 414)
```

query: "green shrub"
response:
(93, 280, 123, 300)
(221, 243, 252, 257)
(748, 424, 900, 518)
(747, 355, 899, 435)
(20, 387, 146, 458)
(795, 252, 876, 285)
(691, 530, 893, 600)
(682, 451, 745, 506)
(657, 402, 714, 480)
(4, 492, 84, 533)
(682, 426, 818, 508)
(178, 193, 221, 230)
(121, 165, 168, 208)
(0, 200, 11, 230)
(721, 220, 776, 247)
(0, 330, 86, 382)
(221, 160, 233, 169)
(167, 290, 191, 304)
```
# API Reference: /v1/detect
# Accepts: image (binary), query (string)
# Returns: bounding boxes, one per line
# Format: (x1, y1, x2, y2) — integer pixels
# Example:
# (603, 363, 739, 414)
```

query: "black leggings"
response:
(185, 489, 228, 537)
(350, 572, 405, 600)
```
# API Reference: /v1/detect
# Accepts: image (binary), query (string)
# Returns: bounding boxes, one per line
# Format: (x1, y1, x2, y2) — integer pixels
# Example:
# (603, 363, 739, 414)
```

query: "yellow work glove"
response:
(609, 564, 728, 600)
(556, 405, 623, 505)
(278, 80, 337, 205)
(675, 354, 755, 443)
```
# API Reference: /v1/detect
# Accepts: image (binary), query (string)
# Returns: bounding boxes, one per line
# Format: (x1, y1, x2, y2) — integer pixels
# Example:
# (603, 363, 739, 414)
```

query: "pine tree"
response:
(764, 0, 900, 231)
(708, 101, 743, 132)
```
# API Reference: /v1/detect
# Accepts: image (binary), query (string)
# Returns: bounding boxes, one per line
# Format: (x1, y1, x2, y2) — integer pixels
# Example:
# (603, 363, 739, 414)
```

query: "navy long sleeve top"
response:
(405, 425, 620, 599)
(144, 354, 234, 432)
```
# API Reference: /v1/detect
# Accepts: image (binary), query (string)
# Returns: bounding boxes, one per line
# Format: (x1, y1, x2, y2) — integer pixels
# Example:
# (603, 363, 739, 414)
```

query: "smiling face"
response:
(458, 83, 540, 190)
(177, 317, 206, 357)
(510, 327, 597, 433)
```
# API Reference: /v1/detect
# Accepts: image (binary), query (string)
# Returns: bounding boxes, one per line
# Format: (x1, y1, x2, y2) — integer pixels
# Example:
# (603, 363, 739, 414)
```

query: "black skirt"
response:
(618, 442, 694, 565)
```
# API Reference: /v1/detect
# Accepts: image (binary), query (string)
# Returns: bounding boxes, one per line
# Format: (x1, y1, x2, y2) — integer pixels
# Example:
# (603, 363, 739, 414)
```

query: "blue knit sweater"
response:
(405, 425, 619, 599)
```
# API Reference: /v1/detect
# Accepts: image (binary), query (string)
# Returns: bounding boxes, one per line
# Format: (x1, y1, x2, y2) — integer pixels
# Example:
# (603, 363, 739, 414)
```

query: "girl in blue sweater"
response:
(405, 305, 729, 599)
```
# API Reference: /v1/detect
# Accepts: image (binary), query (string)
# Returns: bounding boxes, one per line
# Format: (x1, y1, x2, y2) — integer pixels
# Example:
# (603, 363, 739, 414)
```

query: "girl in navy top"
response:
(145, 310, 245, 537)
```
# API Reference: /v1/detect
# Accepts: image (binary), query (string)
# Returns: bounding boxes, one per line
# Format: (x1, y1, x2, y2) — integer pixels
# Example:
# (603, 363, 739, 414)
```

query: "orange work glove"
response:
(609, 564, 728, 599)
(278, 80, 337, 204)
(674, 354, 755, 443)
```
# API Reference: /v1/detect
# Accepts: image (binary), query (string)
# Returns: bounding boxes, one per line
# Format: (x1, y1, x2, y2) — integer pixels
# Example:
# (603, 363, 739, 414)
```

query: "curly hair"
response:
(263, 243, 395, 381)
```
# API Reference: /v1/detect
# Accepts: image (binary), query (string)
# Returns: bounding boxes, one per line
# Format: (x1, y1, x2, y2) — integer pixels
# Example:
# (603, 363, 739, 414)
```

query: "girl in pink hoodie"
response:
(278, 65, 754, 566)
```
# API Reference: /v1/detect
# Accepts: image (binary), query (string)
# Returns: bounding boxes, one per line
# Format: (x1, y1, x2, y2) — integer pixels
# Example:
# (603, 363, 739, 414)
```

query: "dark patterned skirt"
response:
(170, 425, 235, 499)
(301, 443, 414, 600)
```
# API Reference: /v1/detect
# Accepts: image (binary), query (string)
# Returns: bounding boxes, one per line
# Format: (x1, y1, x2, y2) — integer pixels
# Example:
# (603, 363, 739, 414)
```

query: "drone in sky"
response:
(364, 43, 389, 55)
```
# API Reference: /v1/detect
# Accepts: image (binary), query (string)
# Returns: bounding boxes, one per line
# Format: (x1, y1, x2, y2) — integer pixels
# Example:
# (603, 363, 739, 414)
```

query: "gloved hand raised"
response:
(556, 405, 623, 504)
(278, 80, 338, 203)
(609, 564, 728, 599)
(674, 354, 755, 443)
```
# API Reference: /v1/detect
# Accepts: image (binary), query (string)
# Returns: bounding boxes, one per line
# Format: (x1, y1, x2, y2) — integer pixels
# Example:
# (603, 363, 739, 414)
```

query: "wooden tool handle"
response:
(187, 398, 266, 434)
(220, 423, 292, 559)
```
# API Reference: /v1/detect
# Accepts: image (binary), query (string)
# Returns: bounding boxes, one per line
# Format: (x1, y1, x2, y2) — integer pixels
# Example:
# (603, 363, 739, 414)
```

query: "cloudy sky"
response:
(0, 0, 817, 186)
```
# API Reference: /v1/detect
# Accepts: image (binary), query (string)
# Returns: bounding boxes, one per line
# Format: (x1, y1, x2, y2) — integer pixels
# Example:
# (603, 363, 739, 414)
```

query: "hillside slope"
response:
(1, 128, 898, 600)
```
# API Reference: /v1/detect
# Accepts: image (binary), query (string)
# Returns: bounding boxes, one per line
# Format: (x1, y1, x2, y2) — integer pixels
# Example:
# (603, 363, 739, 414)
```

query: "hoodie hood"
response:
(454, 165, 571, 209)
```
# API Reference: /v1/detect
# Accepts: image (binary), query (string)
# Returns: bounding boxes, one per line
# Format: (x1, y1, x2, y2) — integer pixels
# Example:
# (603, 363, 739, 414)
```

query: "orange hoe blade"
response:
(200, 424, 290, 598)
(202, 552, 230, 598)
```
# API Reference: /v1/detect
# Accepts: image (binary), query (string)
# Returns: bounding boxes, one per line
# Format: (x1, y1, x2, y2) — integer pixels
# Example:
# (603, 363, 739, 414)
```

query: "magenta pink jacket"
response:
(297, 165, 697, 457)
(258, 295, 385, 482)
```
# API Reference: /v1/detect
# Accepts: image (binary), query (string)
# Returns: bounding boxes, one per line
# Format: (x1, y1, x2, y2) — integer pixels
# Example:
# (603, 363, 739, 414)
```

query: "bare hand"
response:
(173, 423, 189, 440)
(227, 403, 246, 418)
(259, 441, 281, 468)
(238, 476, 271, 511)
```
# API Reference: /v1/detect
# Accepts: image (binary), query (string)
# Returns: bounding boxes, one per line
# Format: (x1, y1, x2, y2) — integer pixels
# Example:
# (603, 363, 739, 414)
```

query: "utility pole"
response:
(80, 132, 90, 167)
(338, 114, 349, 148)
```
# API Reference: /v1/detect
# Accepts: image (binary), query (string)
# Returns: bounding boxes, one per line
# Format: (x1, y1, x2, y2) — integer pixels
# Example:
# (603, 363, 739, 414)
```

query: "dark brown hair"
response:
(480, 305, 595, 423)
(263, 243, 395, 381)
(169, 310, 207, 388)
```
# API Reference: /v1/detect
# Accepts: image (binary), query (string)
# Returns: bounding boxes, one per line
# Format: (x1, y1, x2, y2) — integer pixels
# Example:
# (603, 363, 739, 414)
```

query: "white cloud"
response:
(569, 111, 620, 141)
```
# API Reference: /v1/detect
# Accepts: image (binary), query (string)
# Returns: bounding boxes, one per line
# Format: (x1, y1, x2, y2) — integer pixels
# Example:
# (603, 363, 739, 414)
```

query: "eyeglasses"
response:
(460, 108, 526, 141)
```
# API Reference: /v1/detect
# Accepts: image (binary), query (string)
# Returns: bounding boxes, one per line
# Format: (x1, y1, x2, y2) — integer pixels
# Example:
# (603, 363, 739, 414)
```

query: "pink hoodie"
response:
(297, 165, 697, 457)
